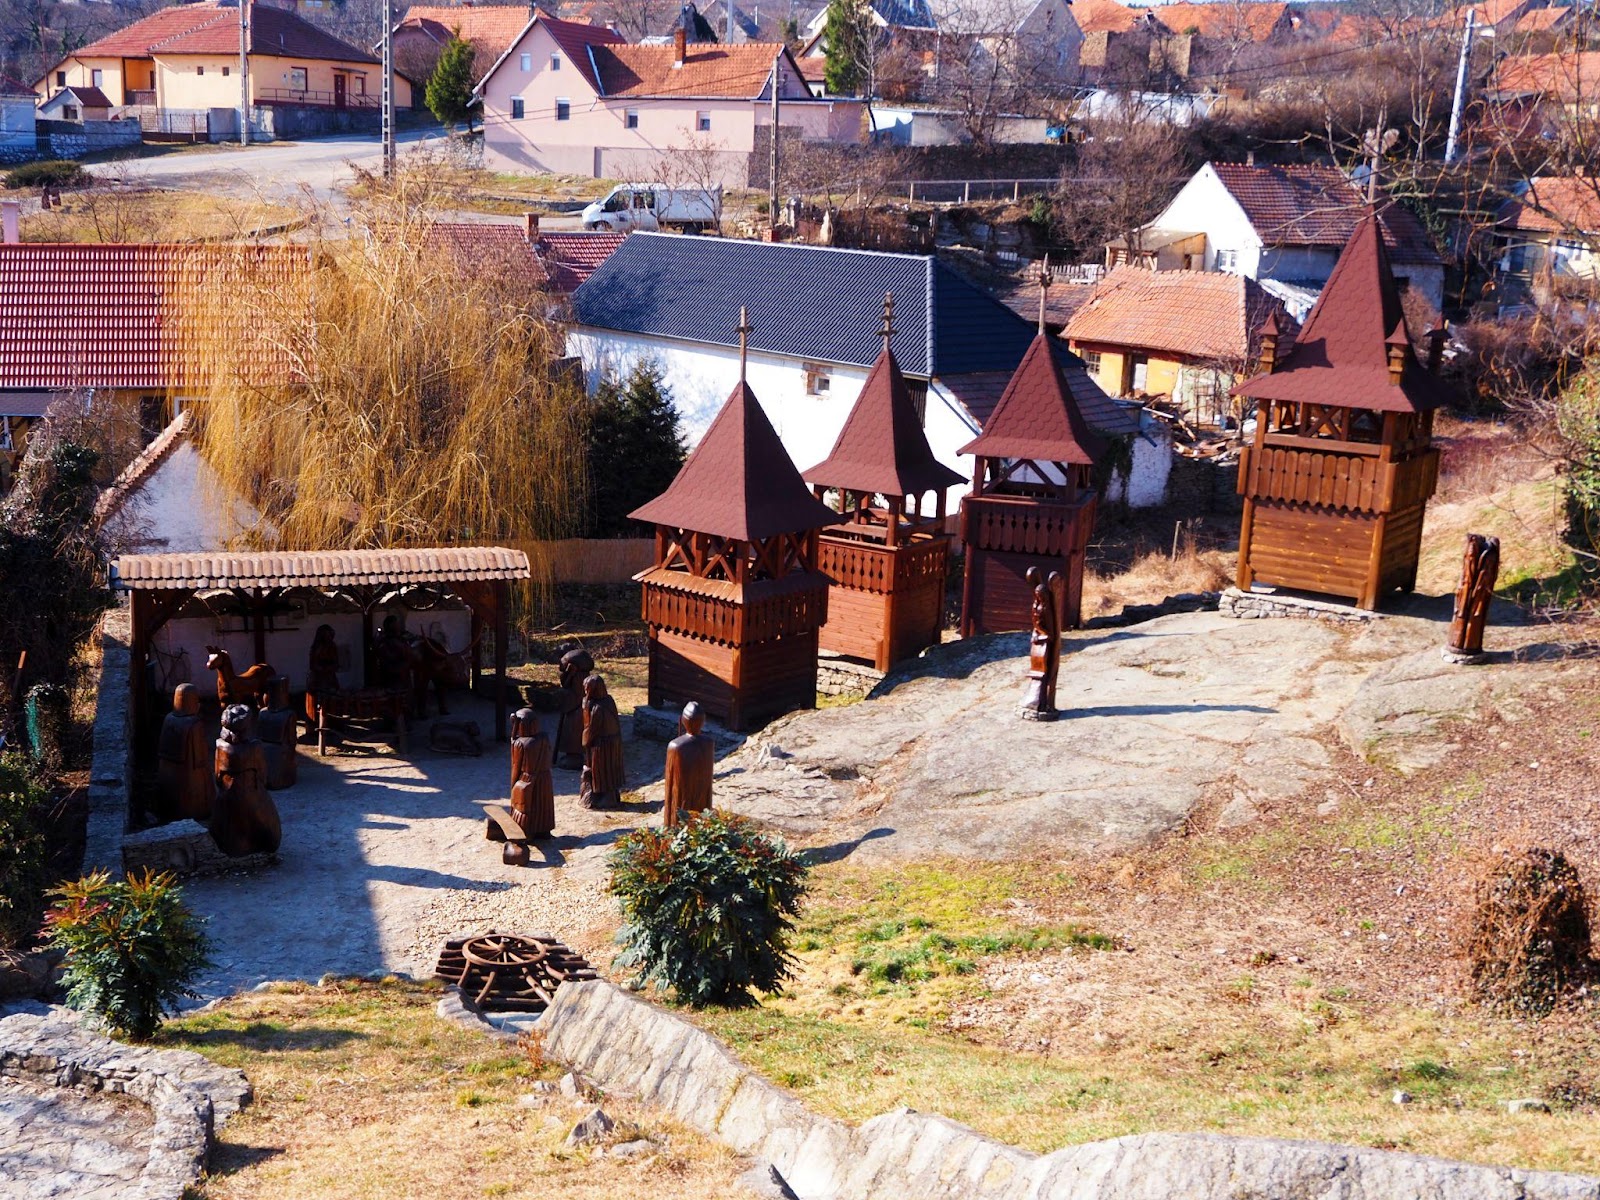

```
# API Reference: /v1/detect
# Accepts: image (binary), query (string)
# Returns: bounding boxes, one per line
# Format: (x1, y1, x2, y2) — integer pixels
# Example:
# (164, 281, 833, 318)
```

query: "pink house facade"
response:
(474, 15, 864, 187)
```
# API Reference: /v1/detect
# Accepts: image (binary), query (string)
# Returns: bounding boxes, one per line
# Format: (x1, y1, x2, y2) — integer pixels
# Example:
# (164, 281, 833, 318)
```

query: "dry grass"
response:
(1081, 533, 1232, 618)
(19, 189, 298, 243)
(162, 980, 749, 1200)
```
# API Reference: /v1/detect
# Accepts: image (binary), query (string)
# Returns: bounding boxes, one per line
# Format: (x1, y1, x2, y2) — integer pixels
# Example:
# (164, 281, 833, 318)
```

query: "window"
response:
(696, 110, 711, 131)
(63, 105, 78, 120)
(1215, 248, 1238, 272)
(804, 363, 830, 395)
(556, 97, 570, 121)
(91, 68, 103, 87)
(625, 107, 639, 128)
(551, 53, 562, 70)
(1129, 355, 1149, 393)
(354, 75, 365, 94)
(196, 65, 204, 76)
(1081, 349, 1102, 375)
(288, 67, 308, 91)
(510, 96, 525, 119)
(520, 52, 532, 71)
(222, 65, 230, 76)
(55, 71, 65, 87)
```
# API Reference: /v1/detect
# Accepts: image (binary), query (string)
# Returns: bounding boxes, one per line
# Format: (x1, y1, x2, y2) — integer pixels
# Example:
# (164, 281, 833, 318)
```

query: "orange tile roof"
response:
(427, 221, 550, 289)
(1151, 1, 1291, 42)
(959, 332, 1106, 465)
(1074, 0, 1156, 35)
(111, 546, 532, 590)
(1514, 6, 1572, 33)
(1491, 50, 1600, 103)
(69, 1, 379, 65)
(1497, 175, 1600, 234)
(1064, 267, 1294, 363)
(594, 42, 786, 98)
(396, 3, 532, 65)
(537, 230, 626, 292)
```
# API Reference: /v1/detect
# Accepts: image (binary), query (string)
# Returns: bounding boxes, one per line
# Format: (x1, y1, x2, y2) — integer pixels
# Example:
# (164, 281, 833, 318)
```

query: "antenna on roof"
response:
(880, 292, 894, 351)
(738, 305, 752, 382)
(1036, 254, 1054, 335)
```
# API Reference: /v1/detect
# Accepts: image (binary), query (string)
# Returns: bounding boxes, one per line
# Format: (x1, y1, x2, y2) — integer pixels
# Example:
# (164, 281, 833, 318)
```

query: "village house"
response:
(35, 1, 411, 139)
(474, 13, 861, 186)
(1487, 49, 1600, 132)
(37, 85, 117, 122)
(1064, 267, 1296, 427)
(1495, 175, 1600, 307)
(567, 233, 1171, 507)
(1114, 161, 1446, 315)
(390, 3, 532, 81)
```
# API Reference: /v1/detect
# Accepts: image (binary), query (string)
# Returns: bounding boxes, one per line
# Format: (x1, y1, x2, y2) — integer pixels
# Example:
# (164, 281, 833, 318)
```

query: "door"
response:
(334, 75, 346, 109)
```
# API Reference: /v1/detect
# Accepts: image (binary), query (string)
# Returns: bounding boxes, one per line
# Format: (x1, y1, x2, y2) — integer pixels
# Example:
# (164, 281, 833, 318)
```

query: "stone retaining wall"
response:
(0, 1010, 250, 1200)
(539, 980, 1600, 1200)
(1218, 586, 1378, 623)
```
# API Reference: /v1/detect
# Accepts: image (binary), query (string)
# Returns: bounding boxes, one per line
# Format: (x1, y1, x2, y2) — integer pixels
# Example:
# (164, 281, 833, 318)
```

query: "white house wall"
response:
(1146, 164, 1261, 271)
(116, 441, 270, 554)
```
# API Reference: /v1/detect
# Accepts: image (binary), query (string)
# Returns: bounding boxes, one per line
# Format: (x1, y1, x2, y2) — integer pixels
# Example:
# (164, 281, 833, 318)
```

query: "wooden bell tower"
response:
(1234, 213, 1447, 610)
(630, 309, 839, 731)
(959, 262, 1105, 636)
(803, 294, 964, 671)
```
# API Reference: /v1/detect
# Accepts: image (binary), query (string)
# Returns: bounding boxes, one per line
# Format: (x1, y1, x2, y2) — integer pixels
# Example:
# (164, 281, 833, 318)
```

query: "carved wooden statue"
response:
(1020, 567, 1065, 721)
(1448, 533, 1501, 658)
(579, 674, 624, 809)
(205, 646, 276, 708)
(663, 700, 714, 827)
(372, 613, 415, 702)
(157, 683, 213, 822)
(256, 675, 298, 790)
(555, 647, 595, 769)
(508, 707, 555, 838)
(211, 704, 282, 857)
(306, 623, 342, 722)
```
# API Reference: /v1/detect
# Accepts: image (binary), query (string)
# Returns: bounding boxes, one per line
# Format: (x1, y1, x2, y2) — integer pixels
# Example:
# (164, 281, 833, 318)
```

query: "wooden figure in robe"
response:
(1448, 533, 1501, 658)
(306, 623, 342, 722)
(578, 674, 624, 809)
(256, 675, 298, 790)
(157, 683, 213, 822)
(1020, 567, 1065, 721)
(508, 707, 555, 838)
(555, 647, 594, 769)
(211, 704, 282, 857)
(662, 701, 714, 827)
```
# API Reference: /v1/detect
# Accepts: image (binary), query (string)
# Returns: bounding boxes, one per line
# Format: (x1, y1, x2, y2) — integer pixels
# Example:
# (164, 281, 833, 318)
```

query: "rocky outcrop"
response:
(538, 980, 1600, 1200)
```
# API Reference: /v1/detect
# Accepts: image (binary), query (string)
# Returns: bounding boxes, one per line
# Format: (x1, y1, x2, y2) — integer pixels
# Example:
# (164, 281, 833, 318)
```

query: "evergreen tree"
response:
(822, 0, 870, 97)
(586, 362, 687, 537)
(425, 33, 477, 130)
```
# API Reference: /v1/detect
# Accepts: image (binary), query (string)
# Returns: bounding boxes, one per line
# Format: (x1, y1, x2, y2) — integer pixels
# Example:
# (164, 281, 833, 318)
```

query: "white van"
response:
(581, 185, 721, 234)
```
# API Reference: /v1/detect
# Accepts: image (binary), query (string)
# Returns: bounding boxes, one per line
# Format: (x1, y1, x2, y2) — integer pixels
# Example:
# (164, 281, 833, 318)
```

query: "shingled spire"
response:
(958, 331, 1105, 466)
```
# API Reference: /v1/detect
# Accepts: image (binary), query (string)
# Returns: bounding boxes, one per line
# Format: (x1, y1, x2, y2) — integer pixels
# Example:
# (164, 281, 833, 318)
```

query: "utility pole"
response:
(727, 0, 736, 44)
(238, 0, 249, 146)
(769, 55, 779, 236)
(1445, 6, 1477, 166)
(382, 0, 396, 180)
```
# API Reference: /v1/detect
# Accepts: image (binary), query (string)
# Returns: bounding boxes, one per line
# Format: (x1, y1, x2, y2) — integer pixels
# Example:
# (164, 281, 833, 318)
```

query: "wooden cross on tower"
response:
(737, 305, 752, 382)
(880, 291, 894, 347)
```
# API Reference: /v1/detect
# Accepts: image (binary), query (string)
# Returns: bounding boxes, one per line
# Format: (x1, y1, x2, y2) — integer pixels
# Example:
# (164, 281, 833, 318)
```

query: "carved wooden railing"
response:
(1238, 445, 1439, 514)
(640, 573, 828, 645)
(962, 495, 1092, 556)
(817, 536, 947, 596)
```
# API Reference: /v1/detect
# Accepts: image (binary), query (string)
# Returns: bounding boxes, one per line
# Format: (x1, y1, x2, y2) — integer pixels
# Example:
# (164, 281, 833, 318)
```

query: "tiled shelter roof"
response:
(110, 546, 531, 590)
(959, 332, 1107, 466)
(1235, 214, 1451, 414)
(71, 1, 380, 65)
(1064, 267, 1296, 362)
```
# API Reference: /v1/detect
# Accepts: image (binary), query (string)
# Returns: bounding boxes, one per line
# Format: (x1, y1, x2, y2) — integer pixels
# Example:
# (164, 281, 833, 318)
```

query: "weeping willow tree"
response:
(183, 167, 587, 601)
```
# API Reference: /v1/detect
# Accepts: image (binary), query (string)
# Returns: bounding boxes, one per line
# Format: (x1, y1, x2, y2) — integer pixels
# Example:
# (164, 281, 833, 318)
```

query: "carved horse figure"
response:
(205, 646, 276, 708)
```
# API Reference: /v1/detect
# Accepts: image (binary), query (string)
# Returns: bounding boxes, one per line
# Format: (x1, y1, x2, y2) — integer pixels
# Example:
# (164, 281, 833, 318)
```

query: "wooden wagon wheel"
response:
(457, 934, 551, 1008)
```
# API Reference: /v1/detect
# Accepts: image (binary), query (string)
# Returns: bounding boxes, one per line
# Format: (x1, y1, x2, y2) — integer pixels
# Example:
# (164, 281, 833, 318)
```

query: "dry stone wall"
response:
(539, 980, 1600, 1200)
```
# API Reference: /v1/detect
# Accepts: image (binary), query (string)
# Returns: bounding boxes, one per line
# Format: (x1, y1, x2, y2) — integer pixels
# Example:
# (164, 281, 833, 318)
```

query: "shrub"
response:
(4, 160, 88, 190)
(609, 812, 808, 1007)
(1463, 846, 1593, 1014)
(0, 754, 50, 950)
(46, 870, 211, 1039)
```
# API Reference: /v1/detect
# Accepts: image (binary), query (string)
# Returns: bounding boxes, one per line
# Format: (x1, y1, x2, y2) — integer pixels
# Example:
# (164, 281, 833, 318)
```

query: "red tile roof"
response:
(427, 221, 550, 288)
(1235, 214, 1450, 414)
(801, 318, 963, 498)
(0, 243, 306, 392)
(504, 13, 625, 94)
(67, 1, 379, 65)
(1514, 6, 1572, 33)
(538, 230, 626, 292)
(1491, 50, 1600, 103)
(395, 4, 532, 67)
(595, 42, 787, 98)
(630, 378, 837, 541)
(111, 546, 532, 590)
(1209, 162, 1440, 264)
(1064, 267, 1296, 363)
(1151, 1, 1292, 41)
(1074, 0, 1156, 35)
(1498, 175, 1600, 234)
(958, 333, 1106, 466)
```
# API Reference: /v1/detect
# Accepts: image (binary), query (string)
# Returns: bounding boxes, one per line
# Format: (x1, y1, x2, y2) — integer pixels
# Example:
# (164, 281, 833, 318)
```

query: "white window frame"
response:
(696, 110, 711, 131)
(510, 96, 525, 119)
(625, 107, 639, 128)
(556, 97, 570, 121)
(520, 52, 533, 71)
(551, 53, 562, 70)
(1215, 248, 1238, 272)
(91, 68, 103, 87)
(1081, 349, 1101, 375)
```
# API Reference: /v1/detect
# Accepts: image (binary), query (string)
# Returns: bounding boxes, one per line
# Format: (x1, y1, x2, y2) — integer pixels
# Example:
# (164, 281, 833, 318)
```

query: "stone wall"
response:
(1218, 586, 1378, 623)
(538, 979, 1600, 1200)
(37, 117, 142, 159)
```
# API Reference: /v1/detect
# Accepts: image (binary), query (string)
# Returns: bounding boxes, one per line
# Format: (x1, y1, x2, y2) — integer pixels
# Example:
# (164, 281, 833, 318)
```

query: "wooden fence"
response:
(524, 538, 654, 586)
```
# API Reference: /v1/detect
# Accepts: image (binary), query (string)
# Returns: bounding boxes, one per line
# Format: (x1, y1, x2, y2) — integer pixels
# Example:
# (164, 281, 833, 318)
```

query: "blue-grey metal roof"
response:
(574, 233, 1047, 379)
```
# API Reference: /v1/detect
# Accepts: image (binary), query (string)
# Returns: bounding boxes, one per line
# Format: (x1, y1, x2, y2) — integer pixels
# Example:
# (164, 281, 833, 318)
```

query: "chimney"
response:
(1, 199, 18, 245)
(1427, 322, 1447, 374)
(525, 210, 540, 242)
(1257, 308, 1280, 373)
(1385, 320, 1409, 386)
(673, 27, 687, 66)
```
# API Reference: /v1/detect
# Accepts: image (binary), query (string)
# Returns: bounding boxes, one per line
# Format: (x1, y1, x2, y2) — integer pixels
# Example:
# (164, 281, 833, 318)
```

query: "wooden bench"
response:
(483, 804, 530, 866)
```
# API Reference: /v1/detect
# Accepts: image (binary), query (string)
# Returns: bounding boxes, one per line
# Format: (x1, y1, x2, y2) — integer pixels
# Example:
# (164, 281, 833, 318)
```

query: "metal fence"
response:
(890, 178, 1060, 204)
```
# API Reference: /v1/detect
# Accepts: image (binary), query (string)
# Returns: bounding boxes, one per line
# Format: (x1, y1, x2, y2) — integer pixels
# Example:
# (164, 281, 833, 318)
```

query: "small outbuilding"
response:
(37, 85, 114, 121)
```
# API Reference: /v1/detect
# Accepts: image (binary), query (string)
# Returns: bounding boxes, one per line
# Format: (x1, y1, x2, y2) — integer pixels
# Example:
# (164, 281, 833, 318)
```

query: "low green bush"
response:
(46, 870, 211, 1039)
(609, 812, 807, 1007)
(4, 160, 88, 190)
(0, 754, 49, 950)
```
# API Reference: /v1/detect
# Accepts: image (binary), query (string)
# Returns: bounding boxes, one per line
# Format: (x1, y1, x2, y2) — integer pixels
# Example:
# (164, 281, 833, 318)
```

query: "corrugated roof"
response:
(68, 1, 380, 65)
(1064, 267, 1296, 362)
(0, 243, 307, 392)
(1498, 175, 1600, 234)
(1235, 213, 1451, 414)
(1209, 162, 1442, 264)
(594, 41, 786, 98)
(959, 332, 1107, 465)
(111, 546, 531, 590)
(801, 319, 964, 497)
(630, 377, 838, 540)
